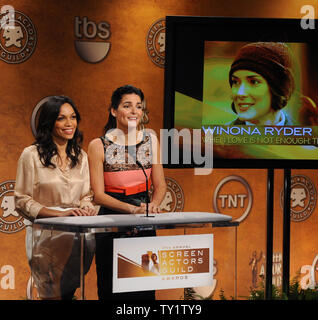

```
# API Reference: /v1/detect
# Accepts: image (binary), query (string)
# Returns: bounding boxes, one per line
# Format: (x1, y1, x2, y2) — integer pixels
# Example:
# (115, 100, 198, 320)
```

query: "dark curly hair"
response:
(33, 95, 83, 168)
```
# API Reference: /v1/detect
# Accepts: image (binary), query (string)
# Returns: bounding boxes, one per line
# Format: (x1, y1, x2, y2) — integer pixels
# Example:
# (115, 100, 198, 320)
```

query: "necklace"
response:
(57, 154, 70, 171)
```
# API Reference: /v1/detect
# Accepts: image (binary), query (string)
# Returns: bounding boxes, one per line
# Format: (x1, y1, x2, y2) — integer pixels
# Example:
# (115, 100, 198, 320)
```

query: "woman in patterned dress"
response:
(88, 85, 166, 300)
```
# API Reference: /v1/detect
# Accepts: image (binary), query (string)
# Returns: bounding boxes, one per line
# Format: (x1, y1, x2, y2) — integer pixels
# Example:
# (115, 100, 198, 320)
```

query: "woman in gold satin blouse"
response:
(14, 95, 96, 300)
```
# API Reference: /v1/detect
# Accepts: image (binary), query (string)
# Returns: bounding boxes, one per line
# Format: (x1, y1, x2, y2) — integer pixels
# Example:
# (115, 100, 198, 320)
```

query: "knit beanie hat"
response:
(229, 42, 295, 109)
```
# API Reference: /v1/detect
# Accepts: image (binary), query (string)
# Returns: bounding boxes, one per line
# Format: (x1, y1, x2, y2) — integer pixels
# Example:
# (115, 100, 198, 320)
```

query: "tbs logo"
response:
(74, 16, 111, 63)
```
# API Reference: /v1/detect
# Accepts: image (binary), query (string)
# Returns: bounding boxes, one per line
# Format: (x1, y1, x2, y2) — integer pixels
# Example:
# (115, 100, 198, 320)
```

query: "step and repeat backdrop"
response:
(0, 0, 317, 300)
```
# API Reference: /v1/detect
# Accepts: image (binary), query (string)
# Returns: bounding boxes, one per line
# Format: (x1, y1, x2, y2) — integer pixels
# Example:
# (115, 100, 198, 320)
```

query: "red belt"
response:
(105, 180, 151, 195)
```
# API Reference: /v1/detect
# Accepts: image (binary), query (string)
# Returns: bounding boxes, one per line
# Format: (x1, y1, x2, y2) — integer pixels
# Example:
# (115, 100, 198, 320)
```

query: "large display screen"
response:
(163, 17, 318, 168)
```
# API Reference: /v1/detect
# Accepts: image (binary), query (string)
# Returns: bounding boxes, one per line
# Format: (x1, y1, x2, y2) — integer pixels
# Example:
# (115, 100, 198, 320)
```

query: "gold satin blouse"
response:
(14, 145, 94, 221)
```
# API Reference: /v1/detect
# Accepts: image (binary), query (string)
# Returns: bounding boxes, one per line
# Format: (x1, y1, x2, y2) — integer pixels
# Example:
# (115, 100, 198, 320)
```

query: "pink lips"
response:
(62, 128, 74, 135)
(238, 103, 253, 112)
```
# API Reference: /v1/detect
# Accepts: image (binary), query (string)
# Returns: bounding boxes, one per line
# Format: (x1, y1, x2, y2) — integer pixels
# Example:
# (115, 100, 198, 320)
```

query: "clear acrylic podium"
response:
(31, 212, 238, 300)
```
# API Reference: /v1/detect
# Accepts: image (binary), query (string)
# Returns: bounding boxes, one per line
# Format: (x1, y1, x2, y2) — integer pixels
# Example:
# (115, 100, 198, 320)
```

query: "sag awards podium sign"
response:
(113, 234, 213, 293)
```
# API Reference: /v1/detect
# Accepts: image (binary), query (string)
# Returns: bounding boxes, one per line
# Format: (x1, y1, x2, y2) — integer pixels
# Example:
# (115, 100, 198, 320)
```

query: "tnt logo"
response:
(0, 181, 26, 233)
(213, 175, 253, 222)
(74, 16, 111, 63)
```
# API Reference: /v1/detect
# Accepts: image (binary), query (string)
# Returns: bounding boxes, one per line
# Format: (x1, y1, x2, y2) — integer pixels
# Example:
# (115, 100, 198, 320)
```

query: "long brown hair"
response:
(34, 95, 83, 168)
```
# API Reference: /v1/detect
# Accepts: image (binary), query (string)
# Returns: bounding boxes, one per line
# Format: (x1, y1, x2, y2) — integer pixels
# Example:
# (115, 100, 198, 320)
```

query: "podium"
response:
(31, 212, 238, 300)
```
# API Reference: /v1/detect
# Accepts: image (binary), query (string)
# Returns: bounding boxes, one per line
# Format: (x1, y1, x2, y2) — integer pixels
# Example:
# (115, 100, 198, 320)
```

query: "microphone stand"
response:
(136, 160, 154, 217)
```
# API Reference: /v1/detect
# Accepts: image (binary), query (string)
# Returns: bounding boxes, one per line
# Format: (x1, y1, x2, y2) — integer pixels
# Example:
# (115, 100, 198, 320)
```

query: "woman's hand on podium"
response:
(140, 202, 160, 214)
(130, 202, 161, 214)
(64, 207, 97, 216)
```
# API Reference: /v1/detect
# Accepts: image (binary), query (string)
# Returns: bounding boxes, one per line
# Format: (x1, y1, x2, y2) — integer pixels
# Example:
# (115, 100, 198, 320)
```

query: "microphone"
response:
(136, 160, 154, 217)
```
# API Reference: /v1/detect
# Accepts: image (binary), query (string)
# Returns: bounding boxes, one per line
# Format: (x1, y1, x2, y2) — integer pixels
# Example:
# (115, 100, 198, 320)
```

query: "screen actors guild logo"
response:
(0, 181, 26, 233)
(280, 175, 316, 222)
(149, 177, 184, 212)
(146, 18, 165, 68)
(0, 9, 36, 64)
(213, 175, 253, 222)
(74, 16, 111, 63)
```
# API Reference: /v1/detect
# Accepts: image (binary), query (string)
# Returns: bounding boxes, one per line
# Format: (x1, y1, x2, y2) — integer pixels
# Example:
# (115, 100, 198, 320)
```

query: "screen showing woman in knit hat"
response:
(229, 42, 295, 126)
(203, 41, 308, 126)
(196, 41, 318, 160)
(169, 18, 318, 163)
(173, 40, 318, 160)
